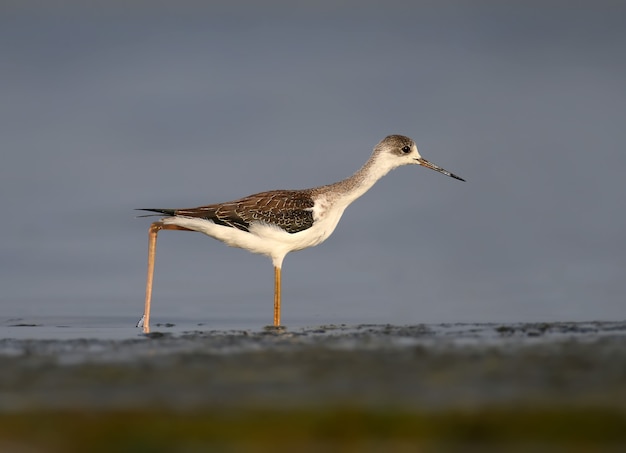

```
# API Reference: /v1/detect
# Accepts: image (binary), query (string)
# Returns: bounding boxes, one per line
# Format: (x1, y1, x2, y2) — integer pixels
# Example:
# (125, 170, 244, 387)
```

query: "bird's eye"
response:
(401, 145, 411, 154)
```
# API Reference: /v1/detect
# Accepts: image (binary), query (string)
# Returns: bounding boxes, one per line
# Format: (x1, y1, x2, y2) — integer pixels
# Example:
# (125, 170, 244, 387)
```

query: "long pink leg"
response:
(273, 266, 281, 326)
(140, 222, 193, 333)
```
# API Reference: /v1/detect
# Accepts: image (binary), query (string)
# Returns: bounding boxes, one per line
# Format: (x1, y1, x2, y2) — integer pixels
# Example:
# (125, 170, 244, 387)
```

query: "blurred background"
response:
(2, 0, 625, 329)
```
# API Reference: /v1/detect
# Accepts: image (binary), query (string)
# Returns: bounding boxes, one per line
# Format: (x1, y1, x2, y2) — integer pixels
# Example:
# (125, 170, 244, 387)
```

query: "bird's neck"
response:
(326, 150, 393, 206)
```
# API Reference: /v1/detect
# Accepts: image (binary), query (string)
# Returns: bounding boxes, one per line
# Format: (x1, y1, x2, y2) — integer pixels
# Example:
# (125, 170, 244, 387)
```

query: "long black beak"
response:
(416, 157, 465, 182)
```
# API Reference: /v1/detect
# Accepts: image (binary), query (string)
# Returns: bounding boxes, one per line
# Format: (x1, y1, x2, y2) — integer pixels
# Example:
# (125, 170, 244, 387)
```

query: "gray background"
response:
(2, 1, 625, 329)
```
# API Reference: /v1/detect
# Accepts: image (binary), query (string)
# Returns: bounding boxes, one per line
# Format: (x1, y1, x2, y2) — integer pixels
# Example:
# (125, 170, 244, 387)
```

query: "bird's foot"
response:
(263, 325, 287, 334)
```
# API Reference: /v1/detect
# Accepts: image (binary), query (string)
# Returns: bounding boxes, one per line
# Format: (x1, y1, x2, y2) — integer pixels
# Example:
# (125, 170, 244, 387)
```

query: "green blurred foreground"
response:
(1, 408, 625, 451)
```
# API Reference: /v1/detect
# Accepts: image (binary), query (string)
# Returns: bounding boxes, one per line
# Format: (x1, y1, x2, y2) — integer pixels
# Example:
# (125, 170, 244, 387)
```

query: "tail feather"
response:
(135, 208, 177, 218)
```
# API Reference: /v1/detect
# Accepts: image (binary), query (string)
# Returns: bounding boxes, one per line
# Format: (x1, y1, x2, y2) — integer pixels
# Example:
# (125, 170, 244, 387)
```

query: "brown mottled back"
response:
(174, 190, 316, 234)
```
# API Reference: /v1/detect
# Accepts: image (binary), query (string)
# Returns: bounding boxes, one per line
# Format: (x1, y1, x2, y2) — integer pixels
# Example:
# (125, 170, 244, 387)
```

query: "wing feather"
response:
(173, 190, 315, 234)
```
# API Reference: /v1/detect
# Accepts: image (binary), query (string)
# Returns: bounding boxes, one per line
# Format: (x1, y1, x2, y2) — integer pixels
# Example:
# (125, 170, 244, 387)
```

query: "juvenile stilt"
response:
(137, 135, 464, 329)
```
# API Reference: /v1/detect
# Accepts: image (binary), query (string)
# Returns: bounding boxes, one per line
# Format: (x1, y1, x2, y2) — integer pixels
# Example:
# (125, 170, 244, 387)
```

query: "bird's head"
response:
(375, 134, 465, 181)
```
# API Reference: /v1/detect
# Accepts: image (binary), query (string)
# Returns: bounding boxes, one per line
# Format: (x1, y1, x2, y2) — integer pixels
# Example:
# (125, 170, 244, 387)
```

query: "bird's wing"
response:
(174, 190, 316, 234)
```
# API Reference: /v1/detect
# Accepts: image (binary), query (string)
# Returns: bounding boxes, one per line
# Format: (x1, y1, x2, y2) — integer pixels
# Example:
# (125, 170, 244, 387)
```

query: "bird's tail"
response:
(135, 208, 177, 218)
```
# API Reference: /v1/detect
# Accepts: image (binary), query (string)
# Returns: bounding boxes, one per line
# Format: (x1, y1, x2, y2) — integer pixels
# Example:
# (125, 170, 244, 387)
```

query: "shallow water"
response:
(0, 315, 289, 340)
(2, 316, 624, 344)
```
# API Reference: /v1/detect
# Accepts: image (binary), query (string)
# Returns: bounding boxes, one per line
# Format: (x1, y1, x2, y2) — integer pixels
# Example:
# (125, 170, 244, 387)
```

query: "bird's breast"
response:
(306, 198, 347, 245)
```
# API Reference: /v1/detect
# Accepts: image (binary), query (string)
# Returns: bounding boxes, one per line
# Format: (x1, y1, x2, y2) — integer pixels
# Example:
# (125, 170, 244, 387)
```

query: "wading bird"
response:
(137, 135, 464, 333)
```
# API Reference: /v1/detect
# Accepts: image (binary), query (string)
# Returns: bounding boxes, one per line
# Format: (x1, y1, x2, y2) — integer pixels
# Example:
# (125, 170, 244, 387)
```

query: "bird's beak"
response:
(416, 157, 465, 182)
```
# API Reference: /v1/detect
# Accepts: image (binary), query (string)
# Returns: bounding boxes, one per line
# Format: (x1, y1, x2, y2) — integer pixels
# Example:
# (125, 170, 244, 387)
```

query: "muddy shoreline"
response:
(0, 322, 624, 450)
(1, 322, 624, 412)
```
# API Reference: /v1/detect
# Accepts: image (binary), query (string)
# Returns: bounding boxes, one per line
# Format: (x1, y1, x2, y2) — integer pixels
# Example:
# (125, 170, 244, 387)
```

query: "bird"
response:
(136, 135, 464, 333)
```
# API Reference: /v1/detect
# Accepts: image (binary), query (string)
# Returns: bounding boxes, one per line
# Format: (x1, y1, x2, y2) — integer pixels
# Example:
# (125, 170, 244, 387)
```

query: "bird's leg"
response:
(273, 266, 281, 326)
(139, 222, 193, 334)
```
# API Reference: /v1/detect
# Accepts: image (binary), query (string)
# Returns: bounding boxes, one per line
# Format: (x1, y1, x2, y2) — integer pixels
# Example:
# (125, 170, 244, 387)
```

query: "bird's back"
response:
(140, 189, 317, 234)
